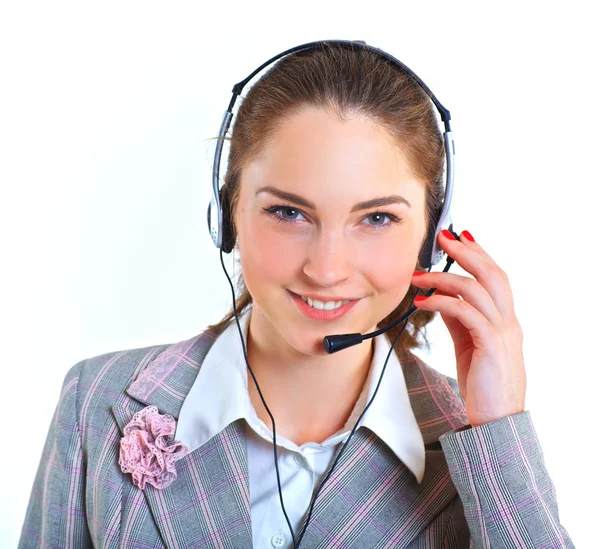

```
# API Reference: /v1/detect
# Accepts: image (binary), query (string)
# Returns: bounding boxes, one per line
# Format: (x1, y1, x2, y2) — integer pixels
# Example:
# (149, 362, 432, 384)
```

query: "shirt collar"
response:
(175, 305, 425, 483)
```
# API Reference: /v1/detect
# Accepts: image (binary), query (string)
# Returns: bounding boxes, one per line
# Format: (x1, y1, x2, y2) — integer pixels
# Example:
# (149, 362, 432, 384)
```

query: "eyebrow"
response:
(255, 185, 412, 211)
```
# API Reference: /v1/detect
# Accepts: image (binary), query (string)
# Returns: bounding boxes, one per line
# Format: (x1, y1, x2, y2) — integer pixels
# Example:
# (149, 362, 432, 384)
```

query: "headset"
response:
(206, 39, 459, 549)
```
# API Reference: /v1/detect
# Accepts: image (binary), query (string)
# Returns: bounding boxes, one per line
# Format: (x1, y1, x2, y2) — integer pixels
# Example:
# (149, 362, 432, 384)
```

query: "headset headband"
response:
(208, 39, 455, 269)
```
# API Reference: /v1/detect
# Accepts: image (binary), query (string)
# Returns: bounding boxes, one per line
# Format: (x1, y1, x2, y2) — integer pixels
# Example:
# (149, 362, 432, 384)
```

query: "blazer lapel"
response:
(295, 349, 468, 549)
(111, 328, 253, 549)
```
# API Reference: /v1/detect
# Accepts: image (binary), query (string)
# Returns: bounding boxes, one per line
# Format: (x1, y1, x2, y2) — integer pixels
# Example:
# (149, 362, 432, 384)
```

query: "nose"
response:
(302, 229, 353, 287)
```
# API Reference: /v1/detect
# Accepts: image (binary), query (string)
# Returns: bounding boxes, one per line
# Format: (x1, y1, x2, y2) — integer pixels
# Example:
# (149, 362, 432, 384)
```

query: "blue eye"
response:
(361, 211, 403, 229)
(266, 206, 305, 223)
(263, 205, 402, 231)
(366, 212, 396, 228)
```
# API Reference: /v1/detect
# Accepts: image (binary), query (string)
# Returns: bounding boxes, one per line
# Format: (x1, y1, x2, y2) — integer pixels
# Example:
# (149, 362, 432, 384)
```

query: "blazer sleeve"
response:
(439, 378, 575, 548)
(18, 360, 93, 549)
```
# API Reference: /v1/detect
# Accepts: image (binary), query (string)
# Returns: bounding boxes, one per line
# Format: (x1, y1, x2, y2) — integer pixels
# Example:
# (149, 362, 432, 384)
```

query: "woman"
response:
(19, 41, 574, 548)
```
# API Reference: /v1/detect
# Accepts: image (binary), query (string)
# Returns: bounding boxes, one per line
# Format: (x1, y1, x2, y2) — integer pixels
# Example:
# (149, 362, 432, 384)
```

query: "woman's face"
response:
(234, 106, 428, 356)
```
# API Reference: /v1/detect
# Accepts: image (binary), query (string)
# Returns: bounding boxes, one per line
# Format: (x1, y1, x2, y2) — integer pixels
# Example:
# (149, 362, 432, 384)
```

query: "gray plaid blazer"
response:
(18, 322, 575, 548)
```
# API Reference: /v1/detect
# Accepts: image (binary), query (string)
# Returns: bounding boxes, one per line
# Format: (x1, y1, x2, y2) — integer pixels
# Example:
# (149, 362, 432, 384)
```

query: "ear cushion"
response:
(220, 186, 236, 254)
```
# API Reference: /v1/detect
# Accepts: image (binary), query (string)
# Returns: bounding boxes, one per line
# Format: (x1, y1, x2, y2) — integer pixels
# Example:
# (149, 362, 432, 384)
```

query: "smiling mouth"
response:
(298, 295, 351, 310)
(288, 290, 362, 312)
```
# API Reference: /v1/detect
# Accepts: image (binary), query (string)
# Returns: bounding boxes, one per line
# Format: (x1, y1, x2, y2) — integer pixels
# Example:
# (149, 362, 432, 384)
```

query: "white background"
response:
(1, 1, 597, 546)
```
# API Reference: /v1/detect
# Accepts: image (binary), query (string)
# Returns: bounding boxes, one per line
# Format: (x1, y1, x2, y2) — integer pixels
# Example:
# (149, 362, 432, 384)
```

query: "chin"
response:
(284, 320, 338, 356)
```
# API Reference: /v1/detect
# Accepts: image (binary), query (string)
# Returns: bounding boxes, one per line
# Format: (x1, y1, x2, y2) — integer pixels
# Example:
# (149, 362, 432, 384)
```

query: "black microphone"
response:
(322, 292, 434, 353)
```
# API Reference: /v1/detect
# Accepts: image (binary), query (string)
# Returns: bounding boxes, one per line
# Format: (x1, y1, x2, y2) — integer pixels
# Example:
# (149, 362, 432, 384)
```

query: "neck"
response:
(245, 306, 374, 445)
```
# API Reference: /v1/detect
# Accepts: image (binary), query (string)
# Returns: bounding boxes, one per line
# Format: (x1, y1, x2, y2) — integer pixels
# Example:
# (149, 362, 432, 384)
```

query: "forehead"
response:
(241, 106, 425, 208)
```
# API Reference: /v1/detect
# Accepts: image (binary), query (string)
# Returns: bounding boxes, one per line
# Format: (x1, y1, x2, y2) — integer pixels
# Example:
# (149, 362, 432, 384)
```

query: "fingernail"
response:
(442, 229, 456, 240)
(414, 295, 429, 302)
(412, 271, 426, 277)
(462, 230, 475, 242)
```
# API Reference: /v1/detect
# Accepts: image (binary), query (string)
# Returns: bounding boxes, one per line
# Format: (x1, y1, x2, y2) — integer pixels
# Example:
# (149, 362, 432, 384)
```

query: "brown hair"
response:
(206, 42, 446, 353)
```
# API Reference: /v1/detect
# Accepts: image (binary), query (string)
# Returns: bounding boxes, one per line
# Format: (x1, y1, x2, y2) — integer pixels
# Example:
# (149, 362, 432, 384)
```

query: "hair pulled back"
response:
(207, 42, 446, 353)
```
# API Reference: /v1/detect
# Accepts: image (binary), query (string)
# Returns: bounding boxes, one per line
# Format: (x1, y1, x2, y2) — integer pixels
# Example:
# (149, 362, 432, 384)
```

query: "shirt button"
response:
(271, 530, 286, 547)
(294, 453, 305, 467)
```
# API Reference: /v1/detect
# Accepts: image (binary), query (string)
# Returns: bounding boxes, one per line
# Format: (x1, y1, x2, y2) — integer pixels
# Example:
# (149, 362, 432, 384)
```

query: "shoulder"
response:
(398, 347, 463, 401)
(65, 340, 172, 405)
(65, 326, 225, 423)
(48, 331, 220, 466)
(50, 341, 173, 442)
(442, 375, 464, 404)
(396, 347, 467, 429)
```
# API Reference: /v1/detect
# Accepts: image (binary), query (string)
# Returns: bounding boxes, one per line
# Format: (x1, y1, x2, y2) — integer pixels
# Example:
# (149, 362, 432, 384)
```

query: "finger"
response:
(413, 291, 503, 355)
(434, 291, 471, 343)
(412, 271, 503, 327)
(436, 230, 516, 319)
(429, 291, 474, 401)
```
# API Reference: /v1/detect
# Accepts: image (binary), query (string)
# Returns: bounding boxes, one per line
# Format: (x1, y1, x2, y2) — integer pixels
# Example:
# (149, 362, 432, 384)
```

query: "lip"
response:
(288, 290, 360, 321)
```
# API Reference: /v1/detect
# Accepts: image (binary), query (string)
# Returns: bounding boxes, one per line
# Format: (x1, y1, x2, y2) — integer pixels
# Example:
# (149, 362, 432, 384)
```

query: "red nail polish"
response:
(412, 271, 426, 277)
(414, 295, 429, 302)
(442, 229, 456, 240)
(463, 230, 475, 242)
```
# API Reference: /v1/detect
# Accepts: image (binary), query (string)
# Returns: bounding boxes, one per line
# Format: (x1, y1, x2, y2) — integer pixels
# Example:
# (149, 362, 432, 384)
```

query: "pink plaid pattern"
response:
(19, 326, 574, 548)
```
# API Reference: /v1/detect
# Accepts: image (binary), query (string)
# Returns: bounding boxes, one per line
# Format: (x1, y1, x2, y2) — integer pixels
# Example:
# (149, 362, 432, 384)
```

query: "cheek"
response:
(357, 233, 421, 286)
(356, 232, 423, 313)
(363, 250, 416, 304)
(238, 219, 302, 286)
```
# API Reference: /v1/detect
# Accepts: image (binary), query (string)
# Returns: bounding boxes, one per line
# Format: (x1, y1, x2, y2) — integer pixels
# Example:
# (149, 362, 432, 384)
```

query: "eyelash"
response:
(262, 204, 403, 231)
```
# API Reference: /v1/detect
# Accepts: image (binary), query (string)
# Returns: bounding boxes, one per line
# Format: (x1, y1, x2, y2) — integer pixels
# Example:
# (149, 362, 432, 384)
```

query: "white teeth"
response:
(300, 296, 351, 310)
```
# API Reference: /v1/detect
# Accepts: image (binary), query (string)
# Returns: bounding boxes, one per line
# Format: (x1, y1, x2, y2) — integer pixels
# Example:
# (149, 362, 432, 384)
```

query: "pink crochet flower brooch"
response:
(118, 405, 189, 490)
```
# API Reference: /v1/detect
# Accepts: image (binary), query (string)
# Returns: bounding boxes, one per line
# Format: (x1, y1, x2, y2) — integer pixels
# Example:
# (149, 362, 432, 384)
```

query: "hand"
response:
(410, 230, 526, 428)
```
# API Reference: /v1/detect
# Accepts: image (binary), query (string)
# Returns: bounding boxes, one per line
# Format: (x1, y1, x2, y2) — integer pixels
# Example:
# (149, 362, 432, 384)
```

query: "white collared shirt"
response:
(176, 305, 425, 549)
